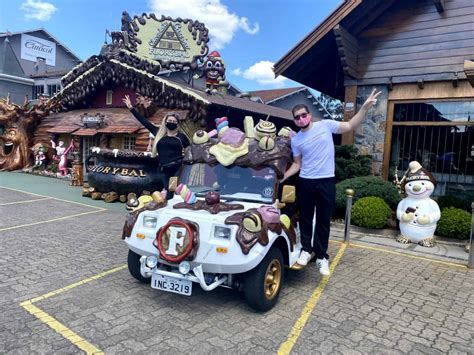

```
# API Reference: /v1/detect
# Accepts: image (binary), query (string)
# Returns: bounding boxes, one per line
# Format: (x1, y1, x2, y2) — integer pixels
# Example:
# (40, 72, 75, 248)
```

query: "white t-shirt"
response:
(291, 120, 341, 179)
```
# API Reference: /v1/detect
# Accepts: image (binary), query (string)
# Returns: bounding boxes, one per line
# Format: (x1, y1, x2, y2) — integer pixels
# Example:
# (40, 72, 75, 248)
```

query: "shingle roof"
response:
(249, 87, 305, 104)
(0, 37, 25, 77)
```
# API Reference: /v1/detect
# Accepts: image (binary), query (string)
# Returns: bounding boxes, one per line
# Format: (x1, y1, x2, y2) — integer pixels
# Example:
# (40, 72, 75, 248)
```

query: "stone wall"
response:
(353, 85, 388, 176)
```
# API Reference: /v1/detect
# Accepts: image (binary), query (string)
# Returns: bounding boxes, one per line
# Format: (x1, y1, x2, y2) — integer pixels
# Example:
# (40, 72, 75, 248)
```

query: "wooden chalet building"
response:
(274, 0, 474, 199)
(34, 35, 294, 174)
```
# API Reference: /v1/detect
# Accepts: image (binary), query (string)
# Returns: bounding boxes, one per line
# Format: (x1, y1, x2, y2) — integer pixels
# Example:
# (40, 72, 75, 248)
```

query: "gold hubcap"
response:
(264, 259, 282, 300)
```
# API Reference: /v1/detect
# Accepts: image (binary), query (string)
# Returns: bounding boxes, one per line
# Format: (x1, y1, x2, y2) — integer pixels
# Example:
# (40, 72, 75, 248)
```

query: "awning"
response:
(72, 128, 98, 136)
(97, 125, 141, 134)
(47, 126, 79, 134)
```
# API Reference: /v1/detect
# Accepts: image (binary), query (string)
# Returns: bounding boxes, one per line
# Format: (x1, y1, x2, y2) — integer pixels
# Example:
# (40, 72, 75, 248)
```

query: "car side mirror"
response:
(168, 176, 178, 192)
(281, 185, 296, 203)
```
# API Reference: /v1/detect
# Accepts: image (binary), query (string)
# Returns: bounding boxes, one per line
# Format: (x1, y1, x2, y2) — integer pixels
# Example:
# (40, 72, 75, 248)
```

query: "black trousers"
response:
(297, 177, 336, 260)
(160, 165, 180, 200)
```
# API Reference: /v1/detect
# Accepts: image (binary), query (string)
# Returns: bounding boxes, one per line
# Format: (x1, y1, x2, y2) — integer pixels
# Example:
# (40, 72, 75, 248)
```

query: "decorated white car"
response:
(122, 119, 302, 311)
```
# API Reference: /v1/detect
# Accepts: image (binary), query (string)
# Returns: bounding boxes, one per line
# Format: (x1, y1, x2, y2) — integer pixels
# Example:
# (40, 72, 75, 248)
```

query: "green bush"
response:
(351, 196, 391, 229)
(334, 145, 372, 183)
(336, 176, 400, 216)
(436, 195, 470, 212)
(436, 207, 471, 240)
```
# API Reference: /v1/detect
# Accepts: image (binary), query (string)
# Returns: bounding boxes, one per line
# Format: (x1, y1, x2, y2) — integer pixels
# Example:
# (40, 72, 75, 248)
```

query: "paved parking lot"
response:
(1, 182, 473, 354)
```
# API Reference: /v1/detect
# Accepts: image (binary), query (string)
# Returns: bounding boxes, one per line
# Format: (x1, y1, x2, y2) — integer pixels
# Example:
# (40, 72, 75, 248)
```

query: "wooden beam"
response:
(432, 0, 445, 13)
(464, 60, 474, 87)
(341, 85, 358, 145)
(382, 101, 394, 180)
(351, 0, 398, 35)
(333, 25, 359, 79)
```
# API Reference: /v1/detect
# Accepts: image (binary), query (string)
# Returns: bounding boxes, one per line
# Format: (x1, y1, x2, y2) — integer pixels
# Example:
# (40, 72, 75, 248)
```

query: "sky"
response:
(0, 0, 342, 92)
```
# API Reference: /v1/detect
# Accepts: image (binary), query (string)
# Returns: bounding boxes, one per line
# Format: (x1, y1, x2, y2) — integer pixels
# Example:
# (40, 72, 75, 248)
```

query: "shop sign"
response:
(81, 113, 105, 128)
(127, 14, 209, 69)
(21, 34, 56, 66)
(89, 165, 147, 177)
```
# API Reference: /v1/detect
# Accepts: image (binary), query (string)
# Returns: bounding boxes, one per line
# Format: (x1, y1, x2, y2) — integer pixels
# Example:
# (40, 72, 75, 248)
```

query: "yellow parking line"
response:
(21, 303, 104, 355)
(348, 242, 469, 269)
(0, 197, 51, 206)
(278, 243, 347, 355)
(330, 239, 468, 269)
(20, 264, 126, 354)
(23, 265, 127, 304)
(0, 209, 106, 232)
(0, 186, 104, 210)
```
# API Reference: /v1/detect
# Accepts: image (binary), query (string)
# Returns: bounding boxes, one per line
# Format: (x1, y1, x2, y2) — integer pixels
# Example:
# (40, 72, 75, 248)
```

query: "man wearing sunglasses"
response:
(282, 89, 381, 275)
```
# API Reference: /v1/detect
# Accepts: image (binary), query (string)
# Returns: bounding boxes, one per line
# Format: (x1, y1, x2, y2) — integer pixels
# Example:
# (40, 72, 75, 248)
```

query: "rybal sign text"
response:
(21, 34, 56, 66)
(89, 165, 146, 177)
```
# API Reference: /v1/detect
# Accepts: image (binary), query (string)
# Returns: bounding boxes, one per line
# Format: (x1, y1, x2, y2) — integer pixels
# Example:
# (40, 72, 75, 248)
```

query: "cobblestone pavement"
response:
(1, 186, 473, 354)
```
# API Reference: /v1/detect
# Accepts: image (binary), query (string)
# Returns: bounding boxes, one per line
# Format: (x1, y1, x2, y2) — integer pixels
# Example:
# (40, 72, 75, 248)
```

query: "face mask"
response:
(294, 113, 311, 128)
(166, 122, 178, 130)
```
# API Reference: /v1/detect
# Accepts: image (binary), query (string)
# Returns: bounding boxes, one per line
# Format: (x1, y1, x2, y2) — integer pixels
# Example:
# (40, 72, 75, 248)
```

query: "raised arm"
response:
(336, 89, 381, 134)
(123, 95, 158, 135)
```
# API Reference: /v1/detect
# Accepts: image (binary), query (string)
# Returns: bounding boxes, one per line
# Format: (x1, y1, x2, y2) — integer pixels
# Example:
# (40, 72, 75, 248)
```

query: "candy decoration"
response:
(278, 126, 294, 138)
(152, 190, 165, 204)
(208, 129, 218, 138)
(255, 120, 277, 140)
(244, 116, 256, 138)
(280, 214, 291, 229)
(257, 205, 280, 224)
(193, 130, 209, 144)
(243, 212, 262, 232)
(175, 183, 197, 204)
(215, 116, 229, 137)
(258, 136, 275, 151)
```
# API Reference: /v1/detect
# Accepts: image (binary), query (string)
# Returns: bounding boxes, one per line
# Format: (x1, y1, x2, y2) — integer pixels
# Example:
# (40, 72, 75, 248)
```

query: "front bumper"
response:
(139, 256, 228, 291)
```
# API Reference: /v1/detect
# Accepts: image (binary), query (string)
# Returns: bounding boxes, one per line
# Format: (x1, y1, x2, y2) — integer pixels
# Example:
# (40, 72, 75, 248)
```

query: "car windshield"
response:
(178, 163, 276, 203)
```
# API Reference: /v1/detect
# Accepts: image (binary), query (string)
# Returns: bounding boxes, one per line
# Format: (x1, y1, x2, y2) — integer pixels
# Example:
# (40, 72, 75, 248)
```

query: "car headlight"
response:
(143, 216, 157, 228)
(179, 261, 191, 275)
(214, 226, 231, 239)
(145, 255, 158, 268)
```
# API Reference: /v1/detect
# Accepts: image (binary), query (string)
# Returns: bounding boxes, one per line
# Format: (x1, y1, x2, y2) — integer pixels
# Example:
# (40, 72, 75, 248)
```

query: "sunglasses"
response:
(294, 112, 309, 120)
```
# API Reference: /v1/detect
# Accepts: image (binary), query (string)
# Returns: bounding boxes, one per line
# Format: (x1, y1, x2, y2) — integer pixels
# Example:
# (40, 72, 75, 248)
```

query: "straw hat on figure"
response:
(396, 161, 441, 247)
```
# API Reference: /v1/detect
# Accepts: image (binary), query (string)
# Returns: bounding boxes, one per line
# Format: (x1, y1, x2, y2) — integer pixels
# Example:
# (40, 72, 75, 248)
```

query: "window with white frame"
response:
(32, 85, 44, 99)
(123, 136, 136, 150)
(47, 84, 61, 96)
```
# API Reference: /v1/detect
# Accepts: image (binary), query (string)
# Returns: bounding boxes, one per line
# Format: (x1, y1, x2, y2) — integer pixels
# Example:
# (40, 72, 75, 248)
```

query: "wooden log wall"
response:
(352, 0, 474, 84)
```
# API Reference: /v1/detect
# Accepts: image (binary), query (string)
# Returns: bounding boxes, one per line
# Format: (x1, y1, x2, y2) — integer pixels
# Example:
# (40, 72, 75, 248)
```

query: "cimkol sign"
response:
(21, 34, 56, 66)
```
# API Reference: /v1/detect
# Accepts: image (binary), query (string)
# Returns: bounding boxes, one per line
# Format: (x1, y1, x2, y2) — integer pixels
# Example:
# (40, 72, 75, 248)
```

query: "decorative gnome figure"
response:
(396, 161, 441, 247)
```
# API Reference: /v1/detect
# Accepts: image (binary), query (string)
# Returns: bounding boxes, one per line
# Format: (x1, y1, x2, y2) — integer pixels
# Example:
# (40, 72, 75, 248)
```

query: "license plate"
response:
(151, 274, 192, 296)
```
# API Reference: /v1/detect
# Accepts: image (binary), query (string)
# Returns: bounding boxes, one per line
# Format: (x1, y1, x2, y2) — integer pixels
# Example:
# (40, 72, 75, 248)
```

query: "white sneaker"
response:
(297, 250, 312, 266)
(316, 258, 330, 276)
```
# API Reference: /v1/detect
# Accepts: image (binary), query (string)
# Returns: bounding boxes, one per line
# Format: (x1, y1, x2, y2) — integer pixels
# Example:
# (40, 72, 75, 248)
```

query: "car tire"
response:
(127, 249, 150, 283)
(243, 247, 284, 312)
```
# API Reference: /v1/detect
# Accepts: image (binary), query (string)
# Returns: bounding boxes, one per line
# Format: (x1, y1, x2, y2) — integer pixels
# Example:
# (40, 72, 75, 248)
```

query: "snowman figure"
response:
(396, 161, 440, 247)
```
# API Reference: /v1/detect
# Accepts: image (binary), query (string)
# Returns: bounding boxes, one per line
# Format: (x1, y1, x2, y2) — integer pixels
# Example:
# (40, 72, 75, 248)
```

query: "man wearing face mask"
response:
(281, 89, 381, 275)
(123, 95, 190, 199)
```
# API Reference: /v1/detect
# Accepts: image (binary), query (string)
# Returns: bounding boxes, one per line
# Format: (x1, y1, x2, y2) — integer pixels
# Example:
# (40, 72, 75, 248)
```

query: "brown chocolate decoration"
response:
(225, 209, 282, 255)
(122, 208, 143, 239)
(173, 200, 244, 214)
(184, 136, 292, 179)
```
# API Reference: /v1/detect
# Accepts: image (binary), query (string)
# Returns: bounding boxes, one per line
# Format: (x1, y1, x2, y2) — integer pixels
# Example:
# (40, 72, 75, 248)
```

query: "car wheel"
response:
(127, 249, 150, 283)
(243, 247, 284, 312)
